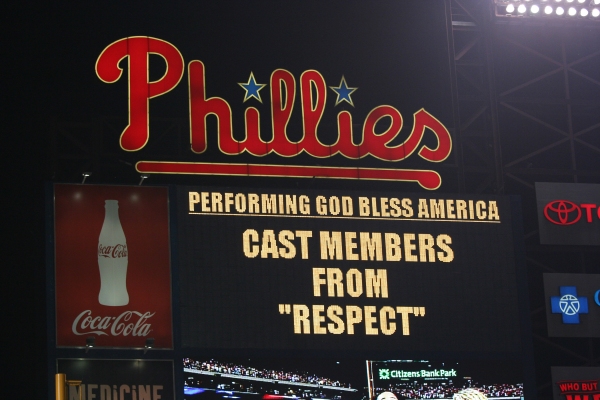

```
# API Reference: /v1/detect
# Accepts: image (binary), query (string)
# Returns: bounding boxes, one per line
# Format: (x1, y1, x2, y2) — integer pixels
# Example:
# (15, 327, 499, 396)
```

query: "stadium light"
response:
(85, 336, 95, 353)
(494, 0, 600, 21)
(139, 174, 149, 185)
(144, 337, 155, 354)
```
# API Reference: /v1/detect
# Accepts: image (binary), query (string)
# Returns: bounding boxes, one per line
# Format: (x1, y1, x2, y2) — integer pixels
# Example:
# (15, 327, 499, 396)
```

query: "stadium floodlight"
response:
(495, 0, 600, 21)
(144, 337, 155, 354)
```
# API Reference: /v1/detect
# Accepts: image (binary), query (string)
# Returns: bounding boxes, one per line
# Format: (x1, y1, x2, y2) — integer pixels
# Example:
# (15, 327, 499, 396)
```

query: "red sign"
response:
(54, 184, 172, 348)
(557, 380, 600, 400)
(96, 37, 452, 189)
(544, 200, 600, 226)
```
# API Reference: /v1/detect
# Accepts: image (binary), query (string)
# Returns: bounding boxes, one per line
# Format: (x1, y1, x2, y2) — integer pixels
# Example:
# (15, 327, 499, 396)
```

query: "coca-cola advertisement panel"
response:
(54, 184, 172, 348)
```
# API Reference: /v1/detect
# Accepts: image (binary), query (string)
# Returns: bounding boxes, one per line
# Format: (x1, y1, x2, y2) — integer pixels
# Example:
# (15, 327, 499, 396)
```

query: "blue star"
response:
(238, 72, 267, 103)
(330, 76, 358, 107)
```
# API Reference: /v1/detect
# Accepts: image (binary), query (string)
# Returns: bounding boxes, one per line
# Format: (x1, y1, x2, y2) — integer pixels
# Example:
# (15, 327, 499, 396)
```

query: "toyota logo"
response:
(544, 200, 581, 225)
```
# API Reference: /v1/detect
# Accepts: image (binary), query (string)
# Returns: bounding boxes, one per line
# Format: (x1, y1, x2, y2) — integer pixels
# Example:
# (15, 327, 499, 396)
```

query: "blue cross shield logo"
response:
(551, 286, 589, 324)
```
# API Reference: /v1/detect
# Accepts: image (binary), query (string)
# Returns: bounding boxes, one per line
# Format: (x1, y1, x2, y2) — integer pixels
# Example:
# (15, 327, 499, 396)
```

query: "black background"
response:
(6, 1, 540, 397)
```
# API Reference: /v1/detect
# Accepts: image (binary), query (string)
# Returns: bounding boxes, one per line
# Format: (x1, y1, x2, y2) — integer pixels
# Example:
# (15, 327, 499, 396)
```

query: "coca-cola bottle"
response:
(98, 200, 129, 306)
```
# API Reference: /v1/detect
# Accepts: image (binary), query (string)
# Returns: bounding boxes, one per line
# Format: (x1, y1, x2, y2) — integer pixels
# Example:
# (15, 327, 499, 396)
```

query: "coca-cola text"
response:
(98, 243, 128, 258)
(72, 310, 154, 337)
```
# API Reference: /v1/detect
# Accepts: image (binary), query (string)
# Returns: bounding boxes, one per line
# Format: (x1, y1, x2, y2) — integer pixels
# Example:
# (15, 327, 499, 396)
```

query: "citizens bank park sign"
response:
(95, 36, 453, 190)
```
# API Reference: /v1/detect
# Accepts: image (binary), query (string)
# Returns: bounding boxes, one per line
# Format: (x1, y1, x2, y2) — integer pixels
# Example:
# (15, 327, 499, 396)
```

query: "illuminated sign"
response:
(53, 184, 173, 348)
(552, 367, 600, 400)
(177, 187, 522, 353)
(377, 367, 457, 379)
(550, 287, 589, 324)
(544, 274, 600, 337)
(536, 182, 600, 245)
(57, 359, 174, 400)
(95, 36, 452, 189)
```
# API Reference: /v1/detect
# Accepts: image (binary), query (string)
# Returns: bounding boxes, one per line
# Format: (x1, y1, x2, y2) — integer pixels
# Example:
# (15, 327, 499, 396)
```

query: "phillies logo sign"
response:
(544, 200, 600, 226)
(96, 36, 452, 190)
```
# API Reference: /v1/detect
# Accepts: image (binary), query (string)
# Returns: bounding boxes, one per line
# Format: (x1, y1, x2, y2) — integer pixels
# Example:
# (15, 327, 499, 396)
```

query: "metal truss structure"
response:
(448, 0, 600, 397)
(48, 2, 600, 398)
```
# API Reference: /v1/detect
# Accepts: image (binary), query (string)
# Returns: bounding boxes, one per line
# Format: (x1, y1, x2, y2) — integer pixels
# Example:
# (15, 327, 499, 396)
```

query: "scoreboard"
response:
(177, 187, 523, 355)
(51, 184, 529, 399)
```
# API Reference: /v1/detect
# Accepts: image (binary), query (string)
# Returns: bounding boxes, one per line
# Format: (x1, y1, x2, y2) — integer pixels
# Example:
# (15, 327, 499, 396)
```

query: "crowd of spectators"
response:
(376, 382, 523, 399)
(184, 359, 350, 388)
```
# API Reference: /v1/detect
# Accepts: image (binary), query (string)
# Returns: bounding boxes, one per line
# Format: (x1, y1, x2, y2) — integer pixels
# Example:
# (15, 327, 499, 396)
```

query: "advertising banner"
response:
(54, 184, 172, 348)
(544, 273, 600, 337)
(57, 359, 174, 400)
(177, 187, 522, 353)
(535, 182, 600, 245)
(551, 367, 600, 400)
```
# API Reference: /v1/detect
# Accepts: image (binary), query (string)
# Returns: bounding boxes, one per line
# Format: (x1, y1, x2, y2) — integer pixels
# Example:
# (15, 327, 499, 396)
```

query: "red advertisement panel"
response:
(54, 184, 172, 348)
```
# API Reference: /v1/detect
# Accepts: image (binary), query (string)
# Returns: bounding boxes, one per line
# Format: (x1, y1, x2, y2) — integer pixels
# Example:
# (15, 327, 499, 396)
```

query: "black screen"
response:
(177, 187, 521, 354)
